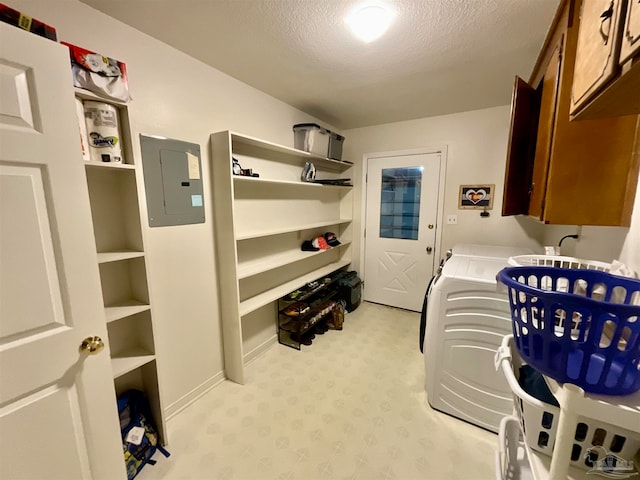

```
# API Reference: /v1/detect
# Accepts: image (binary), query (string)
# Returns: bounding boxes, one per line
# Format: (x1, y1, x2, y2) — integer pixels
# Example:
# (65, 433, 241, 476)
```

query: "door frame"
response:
(359, 146, 448, 296)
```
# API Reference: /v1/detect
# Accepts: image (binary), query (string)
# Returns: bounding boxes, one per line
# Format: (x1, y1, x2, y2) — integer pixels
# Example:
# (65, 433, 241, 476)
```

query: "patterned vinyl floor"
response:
(139, 301, 497, 480)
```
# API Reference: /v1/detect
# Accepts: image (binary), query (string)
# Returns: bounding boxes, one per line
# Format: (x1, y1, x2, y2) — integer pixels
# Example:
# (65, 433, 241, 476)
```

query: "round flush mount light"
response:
(346, 2, 395, 43)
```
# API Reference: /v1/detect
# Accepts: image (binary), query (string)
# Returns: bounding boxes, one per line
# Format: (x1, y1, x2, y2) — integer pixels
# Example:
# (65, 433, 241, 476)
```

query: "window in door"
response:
(379, 166, 422, 240)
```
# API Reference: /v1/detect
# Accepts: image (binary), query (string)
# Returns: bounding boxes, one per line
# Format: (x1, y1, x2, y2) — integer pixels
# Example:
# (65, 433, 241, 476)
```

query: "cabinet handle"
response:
(599, 1, 614, 45)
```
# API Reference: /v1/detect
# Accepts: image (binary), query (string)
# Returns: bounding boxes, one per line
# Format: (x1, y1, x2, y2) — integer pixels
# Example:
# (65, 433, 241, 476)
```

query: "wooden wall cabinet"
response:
(502, 0, 640, 226)
(570, 0, 640, 119)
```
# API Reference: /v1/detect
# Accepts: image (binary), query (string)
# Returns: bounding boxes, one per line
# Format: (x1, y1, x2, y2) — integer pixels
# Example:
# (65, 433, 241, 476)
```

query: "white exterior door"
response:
(0, 24, 125, 479)
(364, 152, 442, 311)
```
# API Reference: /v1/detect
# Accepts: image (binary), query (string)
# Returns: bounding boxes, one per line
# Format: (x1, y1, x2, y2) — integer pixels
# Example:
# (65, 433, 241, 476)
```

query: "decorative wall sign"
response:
(459, 184, 494, 209)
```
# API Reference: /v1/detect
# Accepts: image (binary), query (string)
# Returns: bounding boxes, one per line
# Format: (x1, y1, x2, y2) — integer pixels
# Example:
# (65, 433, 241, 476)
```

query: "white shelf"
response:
(239, 258, 351, 316)
(230, 131, 353, 169)
(74, 87, 129, 105)
(97, 250, 145, 264)
(105, 301, 151, 323)
(84, 161, 136, 170)
(211, 130, 353, 385)
(237, 242, 351, 279)
(111, 348, 155, 379)
(236, 218, 352, 241)
(233, 175, 352, 189)
(80, 89, 167, 445)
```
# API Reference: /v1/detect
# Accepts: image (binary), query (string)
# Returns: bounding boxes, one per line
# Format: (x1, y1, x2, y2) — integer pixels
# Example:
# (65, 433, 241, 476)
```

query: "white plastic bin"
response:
(293, 123, 330, 157)
(507, 255, 611, 271)
(505, 255, 613, 337)
(495, 335, 640, 471)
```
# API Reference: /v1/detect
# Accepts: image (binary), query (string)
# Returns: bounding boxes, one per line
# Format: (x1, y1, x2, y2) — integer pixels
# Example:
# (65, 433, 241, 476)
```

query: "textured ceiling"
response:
(79, 0, 559, 129)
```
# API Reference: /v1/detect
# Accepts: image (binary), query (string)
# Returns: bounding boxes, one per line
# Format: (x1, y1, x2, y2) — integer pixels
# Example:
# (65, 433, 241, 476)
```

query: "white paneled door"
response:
(0, 24, 124, 479)
(364, 153, 442, 311)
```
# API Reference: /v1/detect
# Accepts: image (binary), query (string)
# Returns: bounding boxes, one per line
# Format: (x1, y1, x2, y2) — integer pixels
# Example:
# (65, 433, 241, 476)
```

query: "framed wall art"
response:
(459, 184, 494, 210)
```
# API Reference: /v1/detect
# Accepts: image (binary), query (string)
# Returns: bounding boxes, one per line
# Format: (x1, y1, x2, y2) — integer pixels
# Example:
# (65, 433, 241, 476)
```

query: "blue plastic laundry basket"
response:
(497, 266, 640, 395)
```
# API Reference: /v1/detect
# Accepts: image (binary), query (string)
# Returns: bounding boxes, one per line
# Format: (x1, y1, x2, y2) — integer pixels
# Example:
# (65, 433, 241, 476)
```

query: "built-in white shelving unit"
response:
(211, 130, 354, 384)
(76, 89, 166, 444)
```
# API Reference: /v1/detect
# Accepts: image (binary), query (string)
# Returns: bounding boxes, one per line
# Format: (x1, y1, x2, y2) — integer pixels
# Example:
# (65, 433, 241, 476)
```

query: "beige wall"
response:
(9, 0, 640, 421)
(342, 106, 546, 271)
(619, 168, 640, 273)
(10, 0, 333, 416)
(342, 106, 638, 274)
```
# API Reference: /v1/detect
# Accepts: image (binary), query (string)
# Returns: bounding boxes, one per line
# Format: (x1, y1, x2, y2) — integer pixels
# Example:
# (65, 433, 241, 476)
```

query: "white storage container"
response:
(495, 335, 640, 471)
(507, 255, 611, 271)
(293, 123, 330, 157)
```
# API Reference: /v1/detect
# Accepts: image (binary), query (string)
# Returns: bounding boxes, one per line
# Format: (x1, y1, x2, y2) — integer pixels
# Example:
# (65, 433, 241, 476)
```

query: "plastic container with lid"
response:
(328, 131, 344, 160)
(293, 123, 330, 157)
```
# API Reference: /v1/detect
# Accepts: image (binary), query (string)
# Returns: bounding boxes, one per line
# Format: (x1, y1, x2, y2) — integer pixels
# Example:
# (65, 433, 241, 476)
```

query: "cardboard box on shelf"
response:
(0, 3, 57, 40)
(62, 42, 131, 102)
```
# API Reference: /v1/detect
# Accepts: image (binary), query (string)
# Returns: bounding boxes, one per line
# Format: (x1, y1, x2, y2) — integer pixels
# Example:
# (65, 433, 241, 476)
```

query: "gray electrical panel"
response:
(140, 134, 205, 227)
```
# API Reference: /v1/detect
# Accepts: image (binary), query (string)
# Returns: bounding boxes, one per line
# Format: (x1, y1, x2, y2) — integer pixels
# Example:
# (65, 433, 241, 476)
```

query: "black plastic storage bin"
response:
(328, 132, 344, 160)
(337, 271, 362, 312)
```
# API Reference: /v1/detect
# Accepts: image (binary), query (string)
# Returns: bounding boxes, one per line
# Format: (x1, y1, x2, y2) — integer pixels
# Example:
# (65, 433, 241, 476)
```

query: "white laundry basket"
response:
(495, 416, 534, 480)
(505, 255, 613, 337)
(507, 254, 611, 271)
(495, 335, 640, 471)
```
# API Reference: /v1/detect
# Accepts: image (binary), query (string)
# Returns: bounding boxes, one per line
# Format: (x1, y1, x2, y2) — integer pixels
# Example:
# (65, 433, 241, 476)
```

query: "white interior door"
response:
(364, 152, 442, 311)
(0, 24, 125, 479)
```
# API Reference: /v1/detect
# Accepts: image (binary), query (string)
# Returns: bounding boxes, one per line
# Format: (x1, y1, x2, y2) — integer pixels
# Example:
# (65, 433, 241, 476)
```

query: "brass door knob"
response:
(80, 336, 105, 355)
(426, 246, 433, 254)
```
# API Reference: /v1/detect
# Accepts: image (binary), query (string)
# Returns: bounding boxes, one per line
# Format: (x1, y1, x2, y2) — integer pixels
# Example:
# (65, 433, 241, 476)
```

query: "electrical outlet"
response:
(446, 215, 458, 225)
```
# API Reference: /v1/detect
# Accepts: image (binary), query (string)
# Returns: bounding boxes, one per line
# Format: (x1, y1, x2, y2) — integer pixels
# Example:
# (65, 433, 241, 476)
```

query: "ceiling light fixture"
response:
(346, 2, 395, 43)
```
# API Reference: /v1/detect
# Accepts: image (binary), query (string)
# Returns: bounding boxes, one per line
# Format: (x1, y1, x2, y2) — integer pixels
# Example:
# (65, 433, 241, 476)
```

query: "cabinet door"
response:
(570, 0, 627, 114)
(529, 39, 563, 219)
(620, 0, 640, 63)
(502, 77, 540, 216)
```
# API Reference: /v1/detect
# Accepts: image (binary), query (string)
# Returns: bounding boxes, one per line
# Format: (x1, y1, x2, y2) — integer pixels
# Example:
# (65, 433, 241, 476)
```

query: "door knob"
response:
(426, 246, 433, 254)
(428, 224, 434, 229)
(79, 336, 105, 355)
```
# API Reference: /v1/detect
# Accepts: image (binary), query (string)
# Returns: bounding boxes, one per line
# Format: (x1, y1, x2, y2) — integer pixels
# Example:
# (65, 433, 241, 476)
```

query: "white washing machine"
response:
(423, 244, 533, 433)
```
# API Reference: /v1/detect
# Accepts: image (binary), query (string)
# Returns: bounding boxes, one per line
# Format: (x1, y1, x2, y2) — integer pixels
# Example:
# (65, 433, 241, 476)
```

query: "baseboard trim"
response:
(243, 334, 277, 366)
(164, 336, 276, 420)
(164, 371, 226, 420)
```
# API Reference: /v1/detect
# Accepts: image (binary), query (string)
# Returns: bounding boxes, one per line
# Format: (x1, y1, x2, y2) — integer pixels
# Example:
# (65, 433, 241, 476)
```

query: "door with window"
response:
(364, 152, 442, 311)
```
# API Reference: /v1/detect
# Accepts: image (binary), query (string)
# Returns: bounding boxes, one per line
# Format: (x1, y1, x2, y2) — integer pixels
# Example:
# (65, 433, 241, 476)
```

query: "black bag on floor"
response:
(118, 389, 170, 480)
(337, 270, 362, 312)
